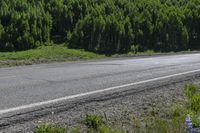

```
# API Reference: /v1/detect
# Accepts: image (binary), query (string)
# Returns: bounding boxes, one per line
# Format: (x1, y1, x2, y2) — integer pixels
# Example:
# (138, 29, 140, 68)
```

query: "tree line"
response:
(0, 0, 200, 54)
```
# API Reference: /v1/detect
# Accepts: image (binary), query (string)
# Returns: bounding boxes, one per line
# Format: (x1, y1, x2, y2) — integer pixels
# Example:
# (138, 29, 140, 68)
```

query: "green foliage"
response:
(184, 83, 200, 113)
(184, 83, 198, 99)
(184, 83, 200, 128)
(190, 94, 200, 112)
(0, 0, 52, 51)
(83, 114, 123, 133)
(35, 114, 187, 133)
(130, 45, 139, 54)
(171, 105, 185, 118)
(36, 124, 67, 133)
(83, 114, 105, 131)
(0, 45, 102, 61)
(36, 124, 82, 133)
(1, 0, 200, 54)
(190, 112, 200, 128)
(0, 45, 103, 67)
(35, 115, 122, 133)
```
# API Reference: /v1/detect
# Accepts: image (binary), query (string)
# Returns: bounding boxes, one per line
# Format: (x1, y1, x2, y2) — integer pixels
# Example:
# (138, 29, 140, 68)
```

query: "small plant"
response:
(171, 104, 185, 118)
(184, 83, 198, 99)
(191, 114, 199, 128)
(184, 83, 200, 113)
(83, 114, 105, 131)
(184, 83, 200, 132)
(190, 94, 200, 113)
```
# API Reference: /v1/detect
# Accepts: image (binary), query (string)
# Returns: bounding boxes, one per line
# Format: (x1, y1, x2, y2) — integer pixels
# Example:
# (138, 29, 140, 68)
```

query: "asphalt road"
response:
(0, 54, 200, 114)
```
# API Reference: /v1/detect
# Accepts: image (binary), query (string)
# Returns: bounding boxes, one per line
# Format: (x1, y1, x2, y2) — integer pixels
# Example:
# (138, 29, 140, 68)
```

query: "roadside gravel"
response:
(1, 78, 200, 133)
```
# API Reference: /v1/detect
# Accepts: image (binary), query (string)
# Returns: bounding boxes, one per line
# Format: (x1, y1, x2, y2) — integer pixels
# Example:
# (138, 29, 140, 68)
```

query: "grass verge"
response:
(0, 45, 104, 67)
(0, 45, 198, 68)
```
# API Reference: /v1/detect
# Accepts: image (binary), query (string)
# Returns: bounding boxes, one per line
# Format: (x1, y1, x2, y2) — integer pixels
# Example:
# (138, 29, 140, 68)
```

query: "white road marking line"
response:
(0, 69, 200, 115)
(0, 76, 16, 79)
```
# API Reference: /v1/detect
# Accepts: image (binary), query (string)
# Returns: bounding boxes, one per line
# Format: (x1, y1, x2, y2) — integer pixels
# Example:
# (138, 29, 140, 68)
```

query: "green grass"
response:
(35, 114, 186, 133)
(0, 45, 196, 68)
(36, 124, 68, 133)
(36, 115, 122, 133)
(0, 45, 104, 67)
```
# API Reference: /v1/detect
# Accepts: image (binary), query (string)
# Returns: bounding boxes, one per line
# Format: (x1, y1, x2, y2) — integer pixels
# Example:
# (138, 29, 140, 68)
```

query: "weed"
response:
(83, 114, 105, 131)
(184, 83, 198, 99)
(170, 104, 185, 118)
(190, 94, 200, 112)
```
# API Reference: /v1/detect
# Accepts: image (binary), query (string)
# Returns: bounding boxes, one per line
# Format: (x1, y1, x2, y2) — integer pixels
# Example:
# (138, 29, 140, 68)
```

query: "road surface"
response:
(0, 53, 200, 116)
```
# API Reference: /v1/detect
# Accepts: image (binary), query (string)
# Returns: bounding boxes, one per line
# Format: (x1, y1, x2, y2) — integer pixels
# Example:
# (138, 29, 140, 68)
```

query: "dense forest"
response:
(0, 0, 200, 54)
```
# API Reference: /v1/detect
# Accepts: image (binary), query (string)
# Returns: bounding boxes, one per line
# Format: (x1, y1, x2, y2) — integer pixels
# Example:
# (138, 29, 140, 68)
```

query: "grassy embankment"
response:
(0, 45, 194, 68)
(0, 45, 104, 67)
(35, 83, 200, 133)
(0, 44, 164, 67)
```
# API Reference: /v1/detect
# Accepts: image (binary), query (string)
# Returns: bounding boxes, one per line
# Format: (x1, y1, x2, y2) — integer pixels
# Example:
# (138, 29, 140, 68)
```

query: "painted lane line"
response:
(0, 69, 200, 115)
(0, 76, 17, 79)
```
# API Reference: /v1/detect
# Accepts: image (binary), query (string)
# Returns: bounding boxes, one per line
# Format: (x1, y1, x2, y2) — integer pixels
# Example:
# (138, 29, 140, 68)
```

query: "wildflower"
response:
(185, 115, 198, 133)
(186, 115, 193, 133)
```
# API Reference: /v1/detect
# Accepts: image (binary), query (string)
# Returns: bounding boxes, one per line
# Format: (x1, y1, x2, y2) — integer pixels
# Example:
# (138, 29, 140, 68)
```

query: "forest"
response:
(0, 0, 200, 54)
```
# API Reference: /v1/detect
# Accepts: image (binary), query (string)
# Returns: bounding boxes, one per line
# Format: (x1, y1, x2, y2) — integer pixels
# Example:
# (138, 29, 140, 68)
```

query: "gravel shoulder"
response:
(1, 76, 200, 133)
